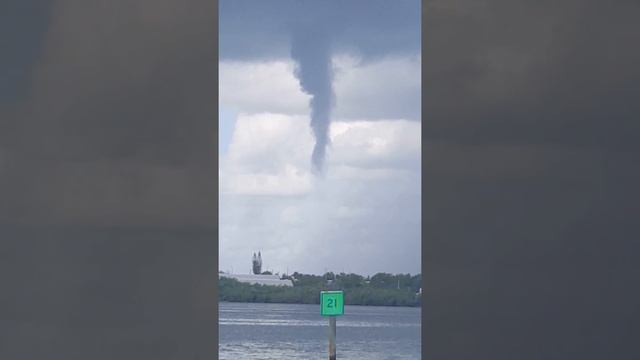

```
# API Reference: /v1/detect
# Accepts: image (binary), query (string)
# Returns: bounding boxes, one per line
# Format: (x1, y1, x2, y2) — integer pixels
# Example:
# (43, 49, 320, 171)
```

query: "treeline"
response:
(219, 272, 422, 307)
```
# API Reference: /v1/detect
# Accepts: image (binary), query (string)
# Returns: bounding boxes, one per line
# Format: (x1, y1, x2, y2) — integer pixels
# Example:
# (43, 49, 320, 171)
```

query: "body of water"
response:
(219, 302, 421, 359)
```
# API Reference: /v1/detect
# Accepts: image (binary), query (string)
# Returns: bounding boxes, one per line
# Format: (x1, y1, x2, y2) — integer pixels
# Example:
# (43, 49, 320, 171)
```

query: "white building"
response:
(219, 273, 293, 287)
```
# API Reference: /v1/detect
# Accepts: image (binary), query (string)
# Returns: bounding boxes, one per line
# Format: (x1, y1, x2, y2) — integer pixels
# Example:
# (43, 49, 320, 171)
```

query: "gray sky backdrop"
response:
(219, 0, 422, 276)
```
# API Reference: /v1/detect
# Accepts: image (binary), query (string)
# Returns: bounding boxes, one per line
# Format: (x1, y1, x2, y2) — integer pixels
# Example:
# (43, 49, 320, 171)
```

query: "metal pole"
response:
(328, 316, 336, 360)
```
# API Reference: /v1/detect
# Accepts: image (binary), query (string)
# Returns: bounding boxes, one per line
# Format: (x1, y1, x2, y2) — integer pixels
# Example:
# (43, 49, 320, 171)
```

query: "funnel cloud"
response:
(219, 0, 421, 276)
(291, 27, 334, 173)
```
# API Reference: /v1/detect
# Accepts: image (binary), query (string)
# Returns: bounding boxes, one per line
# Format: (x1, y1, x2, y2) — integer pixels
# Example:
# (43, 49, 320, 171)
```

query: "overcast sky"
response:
(219, 0, 421, 276)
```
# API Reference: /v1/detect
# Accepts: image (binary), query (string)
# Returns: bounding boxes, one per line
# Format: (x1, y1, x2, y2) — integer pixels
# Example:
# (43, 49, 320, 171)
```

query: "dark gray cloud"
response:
(220, 0, 421, 172)
(1, 1, 217, 358)
(218, 1, 422, 274)
(423, 1, 640, 358)
(219, 0, 421, 61)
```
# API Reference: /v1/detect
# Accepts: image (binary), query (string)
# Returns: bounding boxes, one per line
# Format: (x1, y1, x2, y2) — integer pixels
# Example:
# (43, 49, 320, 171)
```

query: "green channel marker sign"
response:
(320, 290, 344, 316)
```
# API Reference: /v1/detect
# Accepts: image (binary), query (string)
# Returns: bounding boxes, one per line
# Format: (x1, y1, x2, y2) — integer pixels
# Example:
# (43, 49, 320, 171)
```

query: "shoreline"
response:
(218, 300, 421, 308)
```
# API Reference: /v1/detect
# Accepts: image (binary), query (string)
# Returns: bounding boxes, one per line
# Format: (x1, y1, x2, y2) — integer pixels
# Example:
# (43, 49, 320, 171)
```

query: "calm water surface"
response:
(219, 302, 421, 359)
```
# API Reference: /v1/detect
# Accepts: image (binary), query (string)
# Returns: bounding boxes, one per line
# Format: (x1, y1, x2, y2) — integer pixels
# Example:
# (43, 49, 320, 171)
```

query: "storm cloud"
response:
(218, 0, 422, 275)
(220, 0, 420, 172)
(219, 0, 421, 62)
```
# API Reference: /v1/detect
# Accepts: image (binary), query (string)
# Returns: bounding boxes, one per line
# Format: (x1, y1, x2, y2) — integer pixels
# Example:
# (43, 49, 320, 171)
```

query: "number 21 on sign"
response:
(320, 291, 344, 316)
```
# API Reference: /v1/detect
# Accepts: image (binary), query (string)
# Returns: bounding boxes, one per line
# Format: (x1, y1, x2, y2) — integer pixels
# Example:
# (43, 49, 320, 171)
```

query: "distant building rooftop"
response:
(220, 273, 293, 287)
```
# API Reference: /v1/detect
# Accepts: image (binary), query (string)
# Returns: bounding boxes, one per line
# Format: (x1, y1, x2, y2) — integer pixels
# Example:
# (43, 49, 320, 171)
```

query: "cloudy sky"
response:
(219, 0, 421, 276)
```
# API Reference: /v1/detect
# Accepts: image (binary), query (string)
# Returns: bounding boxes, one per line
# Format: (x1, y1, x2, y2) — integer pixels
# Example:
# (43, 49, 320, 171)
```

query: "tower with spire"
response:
(252, 251, 262, 274)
